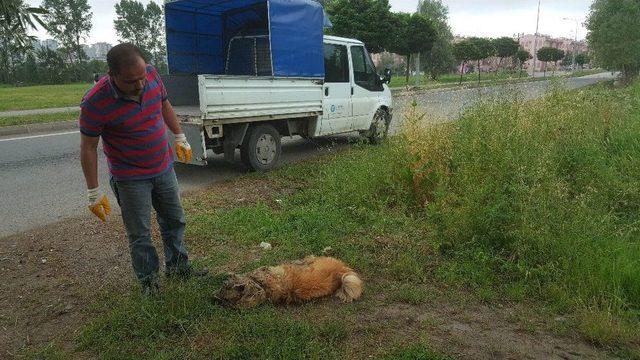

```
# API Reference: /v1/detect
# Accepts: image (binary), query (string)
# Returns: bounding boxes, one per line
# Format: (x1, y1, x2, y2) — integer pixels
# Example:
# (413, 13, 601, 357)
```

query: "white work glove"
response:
(175, 133, 192, 163)
(87, 187, 111, 222)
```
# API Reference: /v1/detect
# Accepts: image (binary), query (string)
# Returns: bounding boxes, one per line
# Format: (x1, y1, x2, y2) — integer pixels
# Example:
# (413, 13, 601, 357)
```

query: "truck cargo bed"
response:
(197, 75, 323, 121)
(172, 106, 201, 118)
(168, 75, 324, 124)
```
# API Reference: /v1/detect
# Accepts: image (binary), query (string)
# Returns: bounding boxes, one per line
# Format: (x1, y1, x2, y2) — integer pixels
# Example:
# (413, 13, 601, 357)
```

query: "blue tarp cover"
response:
(165, 0, 325, 78)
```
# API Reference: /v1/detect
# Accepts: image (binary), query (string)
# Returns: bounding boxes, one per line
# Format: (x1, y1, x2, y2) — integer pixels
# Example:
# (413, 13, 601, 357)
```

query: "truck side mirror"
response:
(383, 68, 392, 84)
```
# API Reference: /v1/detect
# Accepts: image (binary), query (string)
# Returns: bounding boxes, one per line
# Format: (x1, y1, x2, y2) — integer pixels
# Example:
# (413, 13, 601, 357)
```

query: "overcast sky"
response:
(26, 0, 593, 44)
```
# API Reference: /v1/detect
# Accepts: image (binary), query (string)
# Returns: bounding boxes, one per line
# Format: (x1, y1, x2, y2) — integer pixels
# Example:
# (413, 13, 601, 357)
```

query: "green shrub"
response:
(392, 82, 640, 344)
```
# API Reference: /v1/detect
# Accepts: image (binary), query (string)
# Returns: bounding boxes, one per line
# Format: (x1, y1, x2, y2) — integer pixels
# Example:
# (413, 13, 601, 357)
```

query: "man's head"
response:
(107, 43, 147, 97)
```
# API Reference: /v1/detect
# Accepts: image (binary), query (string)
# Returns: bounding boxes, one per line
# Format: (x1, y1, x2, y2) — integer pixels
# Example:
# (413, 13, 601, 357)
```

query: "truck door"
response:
(320, 43, 353, 135)
(350, 45, 384, 131)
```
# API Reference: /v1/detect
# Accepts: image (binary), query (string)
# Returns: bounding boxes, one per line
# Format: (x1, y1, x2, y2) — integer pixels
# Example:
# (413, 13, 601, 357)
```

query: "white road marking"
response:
(0, 130, 79, 143)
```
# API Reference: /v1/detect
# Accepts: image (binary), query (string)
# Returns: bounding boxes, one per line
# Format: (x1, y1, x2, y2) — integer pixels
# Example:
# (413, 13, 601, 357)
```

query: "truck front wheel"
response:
(240, 124, 282, 171)
(366, 109, 390, 144)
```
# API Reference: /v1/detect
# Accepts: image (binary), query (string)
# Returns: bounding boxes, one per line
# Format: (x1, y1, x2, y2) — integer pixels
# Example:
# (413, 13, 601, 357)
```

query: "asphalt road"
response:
(390, 72, 616, 131)
(0, 73, 615, 238)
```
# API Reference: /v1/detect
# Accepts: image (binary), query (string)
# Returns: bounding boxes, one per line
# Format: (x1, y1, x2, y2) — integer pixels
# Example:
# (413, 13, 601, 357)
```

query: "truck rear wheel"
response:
(367, 109, 390, 144)
(240, 124, 282, 171)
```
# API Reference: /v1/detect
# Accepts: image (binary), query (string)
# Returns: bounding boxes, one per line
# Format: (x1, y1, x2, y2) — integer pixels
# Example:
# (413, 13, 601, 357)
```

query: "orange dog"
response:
(216, 256, 363, 308)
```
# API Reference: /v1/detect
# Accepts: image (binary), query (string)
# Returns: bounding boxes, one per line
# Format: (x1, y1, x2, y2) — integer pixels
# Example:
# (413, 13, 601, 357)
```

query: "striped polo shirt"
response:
(79, 65, 173, 181)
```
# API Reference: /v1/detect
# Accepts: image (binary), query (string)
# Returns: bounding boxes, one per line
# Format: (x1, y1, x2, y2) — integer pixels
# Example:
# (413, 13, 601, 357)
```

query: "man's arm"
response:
(80, 134, 100, 189)
(162, 100, 183, 135)
(81, 134, 111, 222)
(163, 100, 192, 162)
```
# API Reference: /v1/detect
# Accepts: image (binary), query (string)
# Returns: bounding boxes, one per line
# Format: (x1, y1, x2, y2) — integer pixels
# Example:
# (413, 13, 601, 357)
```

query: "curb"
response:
(0, 106, 79, 118)
(388, 72, 608, 95)
(0, 120, 78, 137)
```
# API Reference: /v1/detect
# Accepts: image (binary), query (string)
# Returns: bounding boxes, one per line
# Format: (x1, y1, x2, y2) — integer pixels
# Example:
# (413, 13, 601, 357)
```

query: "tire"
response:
(240, 124, 282, 171)
(366, 108, 390, 144)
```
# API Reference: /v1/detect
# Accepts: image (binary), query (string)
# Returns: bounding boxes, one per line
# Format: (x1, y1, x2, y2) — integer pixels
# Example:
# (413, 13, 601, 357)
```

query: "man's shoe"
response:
(166, 266, 209, 280)
(141, 280, 160, 297)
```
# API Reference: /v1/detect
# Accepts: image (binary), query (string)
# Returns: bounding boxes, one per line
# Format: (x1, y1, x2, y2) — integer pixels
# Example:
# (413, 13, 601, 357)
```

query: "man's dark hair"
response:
(107, 43, 146, 75)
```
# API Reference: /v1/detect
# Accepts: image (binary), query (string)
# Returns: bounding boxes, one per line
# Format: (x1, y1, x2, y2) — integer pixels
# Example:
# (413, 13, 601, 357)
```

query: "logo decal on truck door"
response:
(330, 104, 344, 114)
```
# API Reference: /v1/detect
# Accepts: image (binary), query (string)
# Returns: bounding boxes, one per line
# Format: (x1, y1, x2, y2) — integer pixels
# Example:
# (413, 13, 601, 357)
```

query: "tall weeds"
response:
(391, 83, 640, 345)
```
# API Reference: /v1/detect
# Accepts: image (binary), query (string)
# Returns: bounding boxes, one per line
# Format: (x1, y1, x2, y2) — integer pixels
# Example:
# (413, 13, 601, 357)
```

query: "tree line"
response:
(0, 0, 167, 85)
(326, 0, 637, 84)
(1, 0, 637, 86)
(326, 0, 548, 84)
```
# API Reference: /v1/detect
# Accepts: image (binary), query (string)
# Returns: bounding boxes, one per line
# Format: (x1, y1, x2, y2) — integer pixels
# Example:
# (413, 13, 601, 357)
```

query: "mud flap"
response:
(223, 123, 249, 162)
(171, 121, 208, 166)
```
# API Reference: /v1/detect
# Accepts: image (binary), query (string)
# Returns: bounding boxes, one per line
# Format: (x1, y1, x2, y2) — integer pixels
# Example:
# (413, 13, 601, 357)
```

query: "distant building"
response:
(36, 39, 59, 51)
(82, 44, 96, 59)
(519, 34, 588, 72)
(92, 42, 112, 61)
(80, 42, 113, 61)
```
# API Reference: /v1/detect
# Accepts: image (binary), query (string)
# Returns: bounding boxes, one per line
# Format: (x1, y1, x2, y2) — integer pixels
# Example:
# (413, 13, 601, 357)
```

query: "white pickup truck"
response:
(164, 0, 393, 171)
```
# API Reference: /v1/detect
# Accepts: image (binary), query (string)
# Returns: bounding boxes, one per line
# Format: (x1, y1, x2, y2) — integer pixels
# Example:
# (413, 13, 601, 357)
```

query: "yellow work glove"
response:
(87, 187, 111, 222)
(175, 133, 192, 163)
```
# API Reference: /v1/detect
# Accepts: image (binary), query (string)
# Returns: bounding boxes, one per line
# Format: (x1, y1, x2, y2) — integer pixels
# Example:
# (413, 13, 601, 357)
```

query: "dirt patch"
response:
(0, 175, 617, 359)
(0, 175, 303, 358)
(0, 216, 130, 358)
(183, 176, 306, 213)
(369, 300, 611, 359)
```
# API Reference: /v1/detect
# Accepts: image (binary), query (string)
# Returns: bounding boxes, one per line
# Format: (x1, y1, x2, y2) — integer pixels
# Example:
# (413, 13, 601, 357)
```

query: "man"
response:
(80, 43, 202, 295)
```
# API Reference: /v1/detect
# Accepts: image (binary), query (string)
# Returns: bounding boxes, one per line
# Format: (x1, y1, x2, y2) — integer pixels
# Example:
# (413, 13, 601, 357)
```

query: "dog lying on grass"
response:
(216, 256, 363, 308)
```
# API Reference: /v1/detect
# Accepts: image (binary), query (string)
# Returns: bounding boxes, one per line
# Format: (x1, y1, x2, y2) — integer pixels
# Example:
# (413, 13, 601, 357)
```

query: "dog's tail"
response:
(335, 271, 363, 302)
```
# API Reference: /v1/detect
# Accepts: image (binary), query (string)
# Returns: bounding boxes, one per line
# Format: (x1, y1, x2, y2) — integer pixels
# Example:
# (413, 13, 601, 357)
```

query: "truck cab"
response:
(320, 35, 392, 138)
(164, 0, 392, 171)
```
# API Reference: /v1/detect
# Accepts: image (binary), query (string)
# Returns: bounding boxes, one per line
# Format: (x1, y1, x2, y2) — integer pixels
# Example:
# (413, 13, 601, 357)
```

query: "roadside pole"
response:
(415, 53, 421, 87)
(532, 0, 541, 77)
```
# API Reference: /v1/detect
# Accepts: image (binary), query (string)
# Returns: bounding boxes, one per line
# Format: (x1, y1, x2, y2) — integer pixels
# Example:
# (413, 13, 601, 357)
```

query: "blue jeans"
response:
(110, 168, 190, 284)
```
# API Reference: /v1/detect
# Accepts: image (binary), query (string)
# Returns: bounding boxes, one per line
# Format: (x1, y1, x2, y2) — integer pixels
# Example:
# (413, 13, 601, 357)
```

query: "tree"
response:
(324, 0, 393, 54)
(516, 48, 531, 78)
(536, 47, 556, 78)
(417, 0, 455, 80)
(492, 37, 519, 71)
(114, 0, 148, 46)
(42, 0, 92, 73)
(145, 2, 167, 73)
(587, 0, 640, 83)
(35, 46, 65, 84)
(114, 0, 167, 72)
(550, 48, 565, 75)
(0, 0, 36, 83)
(575, 53, 590, 69)
(468, 37, 494, 84)
(14, 51, 38, 84)
(1, 0, 47, 38)
(453, 40, 476, 84)
(387, 12, 436, 84)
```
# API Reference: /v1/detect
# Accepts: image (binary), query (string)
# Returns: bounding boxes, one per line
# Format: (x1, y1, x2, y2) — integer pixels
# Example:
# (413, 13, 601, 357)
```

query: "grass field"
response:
(0, 111, 79, 127)
(389, 69, 605, 88)
(389, 71, 531, 88)
(0, 83, 92, 111)
(395, 81, 640, 352)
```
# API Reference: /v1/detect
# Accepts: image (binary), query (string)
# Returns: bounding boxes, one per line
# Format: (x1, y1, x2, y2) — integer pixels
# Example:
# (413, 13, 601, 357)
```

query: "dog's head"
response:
(215, 273, 266, 308)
